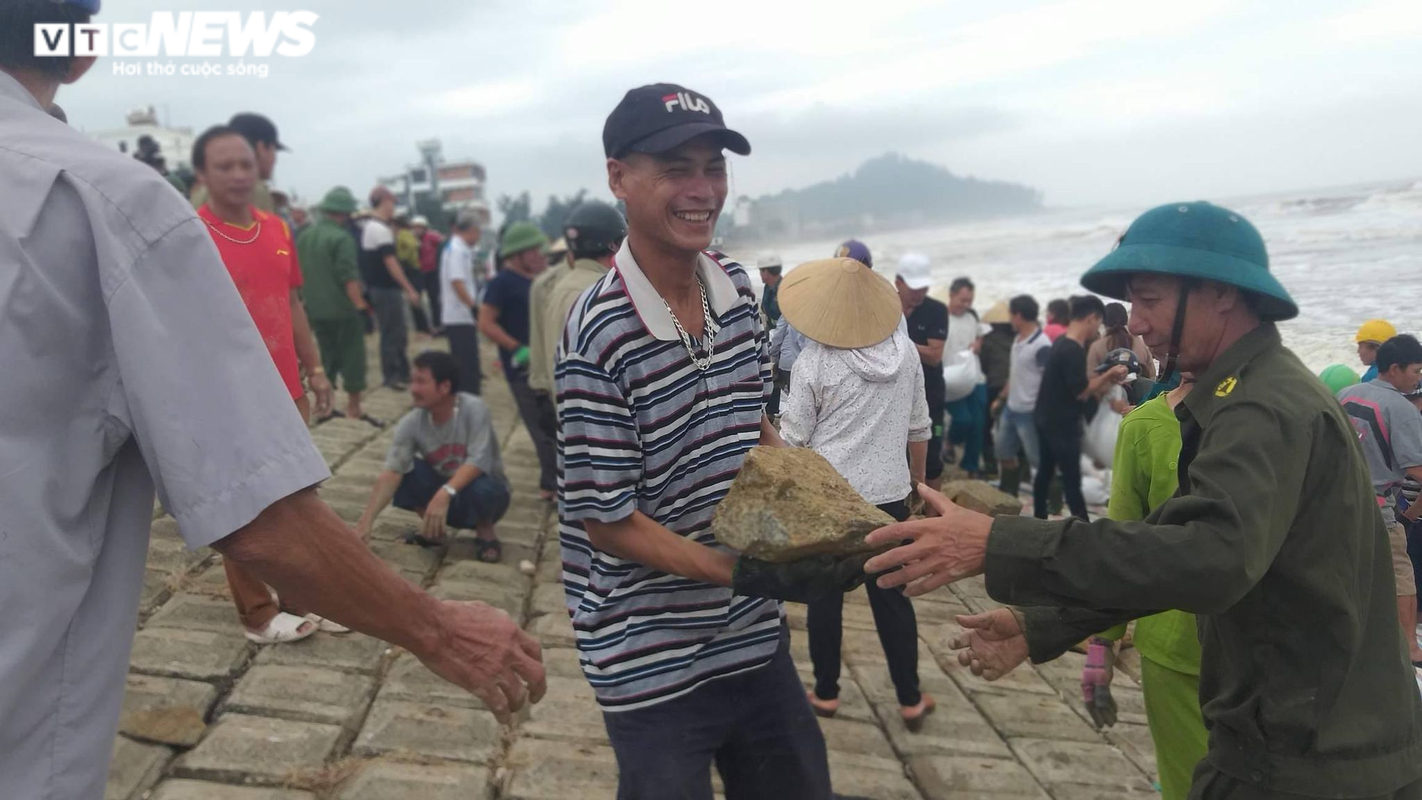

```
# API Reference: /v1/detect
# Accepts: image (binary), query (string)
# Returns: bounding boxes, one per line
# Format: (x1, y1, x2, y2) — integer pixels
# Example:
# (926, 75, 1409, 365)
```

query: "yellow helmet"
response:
(1356, 319, 1397, 345)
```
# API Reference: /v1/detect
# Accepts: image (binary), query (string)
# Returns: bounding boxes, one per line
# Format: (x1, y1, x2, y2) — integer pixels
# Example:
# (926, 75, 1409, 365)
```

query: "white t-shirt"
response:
(441, 235, 476, 326)
(1007, 326, 1052, 413)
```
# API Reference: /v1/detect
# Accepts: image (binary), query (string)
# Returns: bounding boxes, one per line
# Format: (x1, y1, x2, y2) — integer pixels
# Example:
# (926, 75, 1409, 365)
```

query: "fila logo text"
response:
(662, 92, 711, 115)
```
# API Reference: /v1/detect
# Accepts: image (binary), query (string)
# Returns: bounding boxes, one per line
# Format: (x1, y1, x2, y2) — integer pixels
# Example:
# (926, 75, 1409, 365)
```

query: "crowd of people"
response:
(7, 2, 1422, 798)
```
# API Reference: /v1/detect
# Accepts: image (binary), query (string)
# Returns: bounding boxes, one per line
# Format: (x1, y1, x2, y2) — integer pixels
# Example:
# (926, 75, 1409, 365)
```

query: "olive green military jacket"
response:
(987, 324, 1422, 797)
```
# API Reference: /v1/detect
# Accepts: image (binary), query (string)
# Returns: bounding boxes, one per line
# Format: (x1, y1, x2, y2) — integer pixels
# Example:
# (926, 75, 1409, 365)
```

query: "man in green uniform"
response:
(863, 201, 1422, 799)
(297, 187, 376, 424)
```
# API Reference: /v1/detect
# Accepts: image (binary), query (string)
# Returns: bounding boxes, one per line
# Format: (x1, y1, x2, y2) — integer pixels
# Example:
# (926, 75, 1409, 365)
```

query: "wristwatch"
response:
(442, 484, 458, 498)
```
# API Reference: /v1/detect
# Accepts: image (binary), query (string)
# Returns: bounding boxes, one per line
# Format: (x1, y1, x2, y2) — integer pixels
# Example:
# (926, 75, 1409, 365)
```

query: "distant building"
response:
(89, 106, 196, 171)
(378, 140, 491, 226)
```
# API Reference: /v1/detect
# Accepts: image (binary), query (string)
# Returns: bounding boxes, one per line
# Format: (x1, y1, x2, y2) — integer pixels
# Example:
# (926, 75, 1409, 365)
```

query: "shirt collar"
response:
(1180, 323, 1282, 426)
(613, 238, 742, 342)
(0, 71, 46, 114)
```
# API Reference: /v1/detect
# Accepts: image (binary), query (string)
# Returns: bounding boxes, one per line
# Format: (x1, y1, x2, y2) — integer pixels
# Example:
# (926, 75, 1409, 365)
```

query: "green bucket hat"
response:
(1319, 363, 1361, 395)
(1081, 201, 1297, 322)
(499, 221, 549, 258)
(317, 186, 358, 215)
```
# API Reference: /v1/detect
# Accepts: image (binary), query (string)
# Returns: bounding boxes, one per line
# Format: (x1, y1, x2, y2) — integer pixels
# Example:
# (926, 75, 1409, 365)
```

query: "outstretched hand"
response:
(949, 608, 1030, 681)
(862, 483, 993, 597)
(418, 600, 547, 724)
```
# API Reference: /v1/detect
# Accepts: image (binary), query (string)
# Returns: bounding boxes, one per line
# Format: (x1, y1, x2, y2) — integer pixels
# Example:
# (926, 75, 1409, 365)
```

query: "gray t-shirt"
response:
(1337, 379, 1422, 497)
(0, 73, 330, 799)
(385, 393, 508, 485)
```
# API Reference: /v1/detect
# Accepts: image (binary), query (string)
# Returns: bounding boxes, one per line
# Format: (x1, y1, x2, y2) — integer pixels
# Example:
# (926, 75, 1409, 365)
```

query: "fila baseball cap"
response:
(603, 83, 751, 159)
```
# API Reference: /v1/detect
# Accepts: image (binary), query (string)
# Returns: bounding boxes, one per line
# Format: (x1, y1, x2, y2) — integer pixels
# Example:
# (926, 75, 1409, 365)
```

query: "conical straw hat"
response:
(779, 258, 902, 349)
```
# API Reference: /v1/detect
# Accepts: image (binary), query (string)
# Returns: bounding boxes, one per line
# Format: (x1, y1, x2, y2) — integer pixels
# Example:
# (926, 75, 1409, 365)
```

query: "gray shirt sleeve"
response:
(385, 411, 421, 474)
(462, 399, 498, 476)
(107, 218, 330, 550)
(1393, 399, 1422, 471)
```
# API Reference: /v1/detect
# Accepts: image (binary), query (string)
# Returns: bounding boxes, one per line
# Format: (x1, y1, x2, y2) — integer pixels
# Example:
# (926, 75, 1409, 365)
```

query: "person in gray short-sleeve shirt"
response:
(0, 4, 544, 796)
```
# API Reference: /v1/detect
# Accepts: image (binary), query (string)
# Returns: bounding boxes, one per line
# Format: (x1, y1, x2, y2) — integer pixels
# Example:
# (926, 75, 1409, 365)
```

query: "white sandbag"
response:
(1081, 472, 1111, 506)
(942, 351, 984, 403)
(1083, 386, 1126, 468)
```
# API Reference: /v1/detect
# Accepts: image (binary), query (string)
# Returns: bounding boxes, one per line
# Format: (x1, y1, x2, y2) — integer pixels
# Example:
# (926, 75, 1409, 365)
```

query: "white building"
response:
(379, 139, 491, 225)
(88, 106, 197, 171)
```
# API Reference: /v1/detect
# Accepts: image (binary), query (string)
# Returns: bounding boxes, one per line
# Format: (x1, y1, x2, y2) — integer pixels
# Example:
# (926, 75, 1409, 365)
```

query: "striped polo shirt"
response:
(555, 239, 782, 711)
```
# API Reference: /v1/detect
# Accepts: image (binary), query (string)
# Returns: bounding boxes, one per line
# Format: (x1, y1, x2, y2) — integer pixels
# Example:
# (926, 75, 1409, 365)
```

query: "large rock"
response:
(943, 480, 1021, 517)
(712, 447, 895, 563)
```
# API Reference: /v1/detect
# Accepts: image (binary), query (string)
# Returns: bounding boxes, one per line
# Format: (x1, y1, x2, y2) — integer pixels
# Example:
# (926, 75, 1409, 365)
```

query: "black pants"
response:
(423, 270, 443, 331)
(534, 391, 559, 484)
(508, 373, 558, 493)
(446, 324, 482, 396)
(370, 287, 410, 386)
(807, 499, 921, 707)
(924, 378, 946, 481)
(601, 625, 831, 800)
(1190, 764, 1422, 800)
(1034, 423, 1089, 520)
(392, 458, 510, 527)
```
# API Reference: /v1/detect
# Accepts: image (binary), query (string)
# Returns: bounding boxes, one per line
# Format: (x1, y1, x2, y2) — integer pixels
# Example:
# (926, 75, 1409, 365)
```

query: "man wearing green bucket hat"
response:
(297, 186, 377, 425)
(863, 201, 1422, 798)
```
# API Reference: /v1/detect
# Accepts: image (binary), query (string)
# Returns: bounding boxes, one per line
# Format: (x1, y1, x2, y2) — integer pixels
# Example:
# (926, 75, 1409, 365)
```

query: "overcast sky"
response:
(61, 0, 1422, 216)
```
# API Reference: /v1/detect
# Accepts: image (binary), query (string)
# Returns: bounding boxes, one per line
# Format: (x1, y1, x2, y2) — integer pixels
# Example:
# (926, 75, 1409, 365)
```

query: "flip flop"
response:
(305, 613, 350, 634)
(475, 537, 503, 564)
(315, 409, 346, 423)
(245, 611, 317, 644)
(806, 691, 839, 719)
(902, 693, 937, 732)
(358, 413, 385, 429)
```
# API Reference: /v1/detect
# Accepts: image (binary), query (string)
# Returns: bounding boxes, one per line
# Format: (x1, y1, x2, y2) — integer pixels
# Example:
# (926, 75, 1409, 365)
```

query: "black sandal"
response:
(403, 532, 445, 548)
(358, 413, 385, 429)
(475, 537, 503, 563)
(315, 409, 346, 423)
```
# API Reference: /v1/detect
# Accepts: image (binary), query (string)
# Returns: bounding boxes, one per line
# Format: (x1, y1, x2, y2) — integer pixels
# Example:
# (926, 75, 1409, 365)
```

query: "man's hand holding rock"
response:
(863, 483, 993, 597)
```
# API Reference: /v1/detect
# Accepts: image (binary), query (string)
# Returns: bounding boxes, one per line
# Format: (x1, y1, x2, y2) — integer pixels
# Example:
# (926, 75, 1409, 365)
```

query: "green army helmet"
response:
(499, 221, 549, 258)
(1081, 201, 1298, 322)
(317, 186, 358, 215)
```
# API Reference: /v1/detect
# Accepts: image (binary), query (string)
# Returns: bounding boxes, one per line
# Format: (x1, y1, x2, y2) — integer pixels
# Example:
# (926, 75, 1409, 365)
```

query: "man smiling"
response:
(555, 84, 832, 798)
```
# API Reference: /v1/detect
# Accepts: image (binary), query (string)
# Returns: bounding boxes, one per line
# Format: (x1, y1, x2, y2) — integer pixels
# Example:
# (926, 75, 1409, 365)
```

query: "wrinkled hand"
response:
(418, 600, 546, 724)
(950, 608, 1029, 680)
(422, 492, 450, 542)
(862, 484, 992, 597)
(310, 373, 334, 418)
(732, 552, 873, 604)
(1081, 636, 1118, 729)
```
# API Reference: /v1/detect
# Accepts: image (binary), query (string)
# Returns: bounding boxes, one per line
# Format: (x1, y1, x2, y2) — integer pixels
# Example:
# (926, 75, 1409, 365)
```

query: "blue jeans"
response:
(994, 406, 1041, 468)
(392, 458, 510, 528)
(945, 384, 988, 473)
(601, 625, 831, 800)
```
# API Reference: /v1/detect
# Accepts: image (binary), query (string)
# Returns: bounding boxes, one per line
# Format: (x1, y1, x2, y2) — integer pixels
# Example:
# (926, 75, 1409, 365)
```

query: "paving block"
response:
(529, 581, 566, 617)
(334, 758, 489, 800)
(106, 736, 171, 800)
(827, 752, 921, 800)
(503, 738, 619, 800)
(1049, 785, 1161, 800)
(378, 653, 485, 710)
(253, 632, 390, 674)
(138, 569, 173, 614)
(816, 717, 897, 760)
(146, 594, 244, 634)
(429, 580, 525, 618)
(797, 673, 879, 725)
(436, 558, 531, 590)
(327, 501, 367, 525)
(521, 676, 609, 744)
(150, 516, 183, 540)
(447, 537, 537, 565)
(150, 780, 316, 799)
(1105, 723, 1158, 779)
(174, 714, 343, 785)
(540, 646, 588, 679)
(225, 665, 376, 727)
(528, 610, 577, 649)
(908, 754, 1050, 800)
(369, 540, 444, 576)
(974, 693, 1102, 743)
(873, 692, 1013, 761)
(1009, 739, 1155, 793)
(129, 627, 250, 681)
(145, 536, 212, 577)
(353, 699, 500, 764)
(119, 674, 218, 747)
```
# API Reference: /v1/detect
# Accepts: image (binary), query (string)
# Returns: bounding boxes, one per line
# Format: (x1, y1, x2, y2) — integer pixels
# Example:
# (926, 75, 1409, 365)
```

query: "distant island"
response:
(725, 152, 1042, 242)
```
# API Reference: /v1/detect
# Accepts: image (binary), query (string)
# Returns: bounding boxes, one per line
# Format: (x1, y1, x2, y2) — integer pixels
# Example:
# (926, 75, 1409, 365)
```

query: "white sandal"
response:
(305, 613, 350, 634)
(245, 611, 317, 644)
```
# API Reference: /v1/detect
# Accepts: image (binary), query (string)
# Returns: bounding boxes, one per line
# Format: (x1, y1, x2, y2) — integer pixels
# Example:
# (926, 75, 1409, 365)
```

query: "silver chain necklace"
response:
(662, 277, 716, 371)
(204, 218, 262, 245)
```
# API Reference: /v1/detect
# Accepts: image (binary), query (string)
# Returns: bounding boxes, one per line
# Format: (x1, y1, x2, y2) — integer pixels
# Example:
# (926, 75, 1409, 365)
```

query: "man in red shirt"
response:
(193, 124, 339, 644)
(413, 215, 446, 333)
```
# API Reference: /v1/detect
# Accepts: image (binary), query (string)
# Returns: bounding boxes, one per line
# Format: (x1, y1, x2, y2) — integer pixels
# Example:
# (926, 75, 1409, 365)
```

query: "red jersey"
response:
(199, 205, 305, 399)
